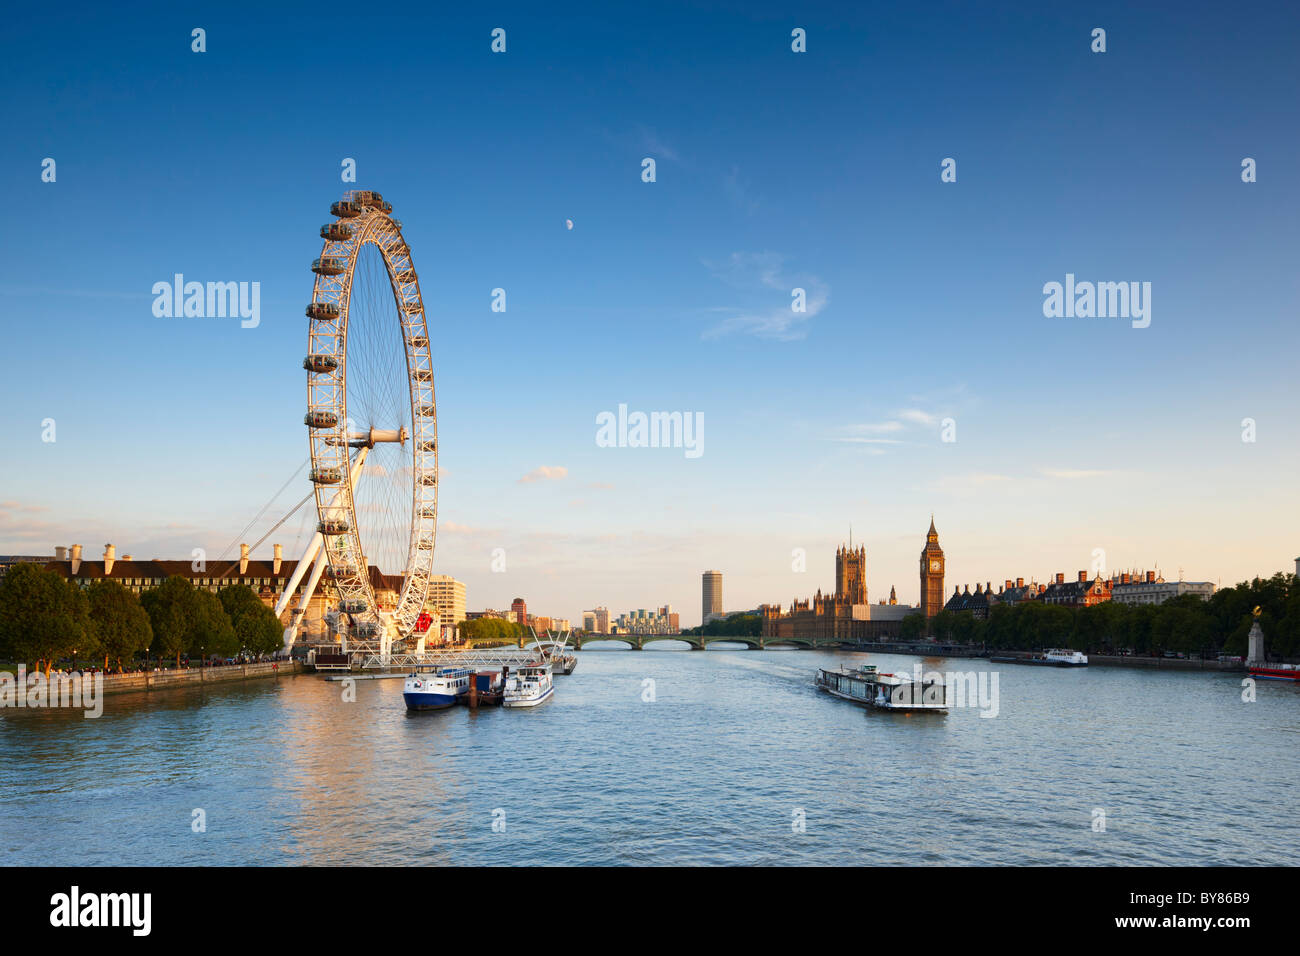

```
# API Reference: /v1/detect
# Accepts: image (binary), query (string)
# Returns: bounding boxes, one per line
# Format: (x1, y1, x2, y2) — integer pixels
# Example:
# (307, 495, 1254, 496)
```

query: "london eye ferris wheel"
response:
(288, 190, 438, 654)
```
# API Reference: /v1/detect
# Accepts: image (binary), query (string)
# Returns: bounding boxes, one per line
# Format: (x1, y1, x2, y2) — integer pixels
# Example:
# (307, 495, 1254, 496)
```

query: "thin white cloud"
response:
(518, 465, 569, 484)
(702, 252, 828, 341)
(845, 421, 905, 434)
(1039, 468, 1117, 480)
(898, 409, 938, 426)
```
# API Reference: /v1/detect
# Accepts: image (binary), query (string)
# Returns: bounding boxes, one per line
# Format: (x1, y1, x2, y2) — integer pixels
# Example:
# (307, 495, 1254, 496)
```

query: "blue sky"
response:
(2, 1, 1298, 626)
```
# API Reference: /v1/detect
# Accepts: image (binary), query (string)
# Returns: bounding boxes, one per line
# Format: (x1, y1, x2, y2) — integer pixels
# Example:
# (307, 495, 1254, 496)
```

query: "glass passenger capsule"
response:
(310, 467, 343, 485)
(320, 222, 353, 241)
(317, 518, 350, 535)
(330, 200, 362, 218)
(304, 410, 338, 428)
(306, 301, 340, 320)
(340, 598, 368, 614)
(303, 354, 339, 374)
(312, 257, 347, 276)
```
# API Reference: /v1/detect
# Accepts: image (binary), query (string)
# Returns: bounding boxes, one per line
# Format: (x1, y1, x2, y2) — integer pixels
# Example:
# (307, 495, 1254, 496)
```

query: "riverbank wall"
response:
(845, 643, 1245, 672)
(92, 661, 303, 696)
(985, 650, 1243, 672)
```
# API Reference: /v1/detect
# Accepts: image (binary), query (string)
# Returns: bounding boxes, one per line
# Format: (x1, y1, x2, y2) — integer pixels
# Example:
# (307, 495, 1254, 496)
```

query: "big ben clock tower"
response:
(919, 516, 944, 620)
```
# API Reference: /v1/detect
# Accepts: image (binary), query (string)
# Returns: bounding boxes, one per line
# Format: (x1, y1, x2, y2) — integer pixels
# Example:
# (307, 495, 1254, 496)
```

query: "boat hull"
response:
(989, 656, 1086, 667)
(503, 685, 554, 708)
(1248, 667, 1300, 682)
(403, 691, 460, 711)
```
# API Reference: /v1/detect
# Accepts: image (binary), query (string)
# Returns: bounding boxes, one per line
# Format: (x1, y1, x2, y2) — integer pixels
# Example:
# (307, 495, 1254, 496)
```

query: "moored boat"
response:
(403, 667, 473, 710)
(990, 648, 1088, 667)
(503, 663, 554, 708)
(815, 663, 947, 713)
(458, 669, 507, 706)
(1247, 662, 1300, 681)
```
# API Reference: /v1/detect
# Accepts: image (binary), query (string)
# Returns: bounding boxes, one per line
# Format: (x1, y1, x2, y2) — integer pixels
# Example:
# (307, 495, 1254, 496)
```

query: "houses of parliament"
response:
(760, 520, 944, 642)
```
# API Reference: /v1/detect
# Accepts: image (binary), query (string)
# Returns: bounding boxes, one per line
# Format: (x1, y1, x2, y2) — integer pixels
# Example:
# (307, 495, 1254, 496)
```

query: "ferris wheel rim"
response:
(303, 190, 438, 641)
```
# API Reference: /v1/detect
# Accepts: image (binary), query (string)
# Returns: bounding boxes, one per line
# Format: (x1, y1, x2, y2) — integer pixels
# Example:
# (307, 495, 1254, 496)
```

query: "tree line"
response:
(457, 616, 528, 643)
(0, 564, 285, 674)
(925, 571, 1299, 659)
(681, 612, 762, 638)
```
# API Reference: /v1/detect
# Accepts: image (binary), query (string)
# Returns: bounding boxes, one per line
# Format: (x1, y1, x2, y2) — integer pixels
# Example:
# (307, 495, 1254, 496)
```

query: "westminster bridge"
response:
(462, 633, 987, 655)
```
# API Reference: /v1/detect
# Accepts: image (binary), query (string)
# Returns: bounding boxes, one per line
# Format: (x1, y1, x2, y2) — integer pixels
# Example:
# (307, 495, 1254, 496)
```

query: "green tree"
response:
(86, 579, 153, 671)
(190, 588, 238, 662)
(0, 563, 92, 675)
(141, 576, 197, 668)
(899, 612, 926, 641)
(929, 609, 956, 642)
(219, 584, 281, 657)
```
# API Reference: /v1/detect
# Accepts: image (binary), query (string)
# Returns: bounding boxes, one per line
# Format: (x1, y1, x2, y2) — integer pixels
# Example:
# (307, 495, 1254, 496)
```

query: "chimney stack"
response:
(1016, 577, 1024, 588)
(1055, 572, 1064, 584)
(55, 546, 67, 561)
(240, 543, 250, 575)
(1146, 570, 1155, 583)
(1005, 579, 1013, 591)
(70, 544, 82, 575)
(1078, 570, 1087, 583)
(103, 544, 116, 576)
(273, 543, 283, 575)
(1121, 572, 1130, 584)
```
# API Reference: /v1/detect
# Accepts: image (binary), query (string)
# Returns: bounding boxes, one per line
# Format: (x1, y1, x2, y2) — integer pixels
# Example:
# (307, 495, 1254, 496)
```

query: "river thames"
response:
(2, 647, 1297, 866)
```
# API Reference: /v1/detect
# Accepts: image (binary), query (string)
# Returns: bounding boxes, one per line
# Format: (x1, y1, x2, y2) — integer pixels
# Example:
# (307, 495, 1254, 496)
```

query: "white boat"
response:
(815, 664, 947, 713)
(403, 667, 472, 710)
(1044, 648, 1088, 666)
(990, 648, 1088, 667)
(503, 663, 554, 708)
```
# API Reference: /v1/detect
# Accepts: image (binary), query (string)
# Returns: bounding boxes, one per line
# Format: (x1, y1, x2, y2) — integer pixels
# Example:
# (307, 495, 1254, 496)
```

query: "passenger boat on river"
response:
(815, 663, 947, 713)
(503, 663, 554, 708)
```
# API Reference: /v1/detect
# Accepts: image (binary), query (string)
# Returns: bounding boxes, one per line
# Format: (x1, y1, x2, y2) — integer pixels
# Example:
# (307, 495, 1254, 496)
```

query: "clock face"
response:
(930, 560, 941, 572)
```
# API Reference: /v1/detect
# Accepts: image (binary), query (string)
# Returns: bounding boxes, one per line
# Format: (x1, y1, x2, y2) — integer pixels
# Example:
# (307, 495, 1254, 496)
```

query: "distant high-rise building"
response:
(511, 597, 527, 626)
(582, 611, 597, 631)
(591, 606, 610, 633)
(702, 570, 723, 623)
(424, 575, 467, 626)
